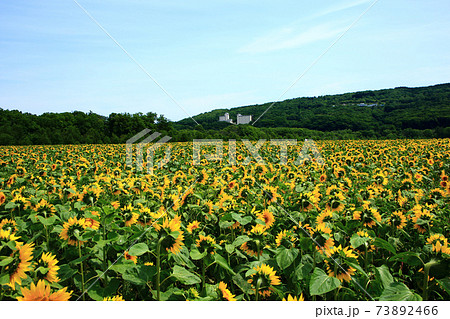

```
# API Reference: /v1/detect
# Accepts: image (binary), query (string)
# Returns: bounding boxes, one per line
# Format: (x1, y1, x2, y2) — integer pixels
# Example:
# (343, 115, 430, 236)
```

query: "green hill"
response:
(175, 83, 450, 134)
(1, 83, 450, 145)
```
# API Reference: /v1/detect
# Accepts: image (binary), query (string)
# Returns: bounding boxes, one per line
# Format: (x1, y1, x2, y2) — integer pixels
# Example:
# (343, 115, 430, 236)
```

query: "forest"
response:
(1, 83, 449, 145)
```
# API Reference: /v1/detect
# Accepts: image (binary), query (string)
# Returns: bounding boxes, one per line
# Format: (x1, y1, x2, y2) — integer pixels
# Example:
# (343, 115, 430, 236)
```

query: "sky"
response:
(0, 0, 449, 124)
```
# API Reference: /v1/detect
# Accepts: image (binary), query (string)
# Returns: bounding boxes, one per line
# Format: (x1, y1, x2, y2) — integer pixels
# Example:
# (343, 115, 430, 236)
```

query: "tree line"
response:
(1, 83, 450, 145)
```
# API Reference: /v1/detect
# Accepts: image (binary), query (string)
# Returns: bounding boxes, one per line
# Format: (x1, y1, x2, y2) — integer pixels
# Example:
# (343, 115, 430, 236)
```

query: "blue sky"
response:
(0, 0, 449, 123)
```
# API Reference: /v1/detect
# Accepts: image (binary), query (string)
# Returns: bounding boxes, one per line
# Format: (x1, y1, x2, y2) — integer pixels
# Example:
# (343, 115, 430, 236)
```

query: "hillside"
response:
(175, 83, 450, 133)
(1, 83, 450, 145)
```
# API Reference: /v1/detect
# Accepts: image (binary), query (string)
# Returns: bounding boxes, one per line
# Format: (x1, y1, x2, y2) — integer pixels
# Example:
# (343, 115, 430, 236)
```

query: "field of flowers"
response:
(0, 139, 449, 301)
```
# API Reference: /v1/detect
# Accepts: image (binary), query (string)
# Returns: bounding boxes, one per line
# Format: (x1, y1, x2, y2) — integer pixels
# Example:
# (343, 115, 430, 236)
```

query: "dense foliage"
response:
(0, 139, 449, 300)
(1, 83, 450, 145)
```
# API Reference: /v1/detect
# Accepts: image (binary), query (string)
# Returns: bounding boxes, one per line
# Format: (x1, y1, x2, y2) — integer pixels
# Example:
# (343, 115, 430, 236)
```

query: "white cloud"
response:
(311, 0, 373, 19)
(238, 22, 347, 54)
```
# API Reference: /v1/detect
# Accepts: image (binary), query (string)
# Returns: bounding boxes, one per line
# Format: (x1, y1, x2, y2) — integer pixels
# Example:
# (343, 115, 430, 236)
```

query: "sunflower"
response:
(0, 218, 18, 234)
(124, 251, 137, 264)
(111, 201, 120, 209)
(263, 185, 283, 204)
(196, 234, 216, 254)
(78, 184, 102, 205)
(154, 216, 184, 254)
(334, 167, 346, 179)
(309, 223, 334, 251)
(256, 209, 275, 228)
(297, 191, 318, 212)
(354, 230, 375, 253)
(373, 173, 388, 186)
(0, 229, 20, 242)
(5, 242, 35, 288)
(17, 280, 72, 301)
(35, 252, 60, 283)
(339, 177, 353, 192)
(0, 191, 6, 206)
(411, 206, 434, 234)
(326, 191, 346, 212)
(240, 241, 262, 258)
(282, 293, 304, 301)
(59, 217, 87, 246)
(441, 170, 449, 182)
(429, 188, 446, 201)
(32, 199, 56, 217)
(396, 190, 408, 207)
(324, 245, 358, 282)
(84, 217, 100, 230)
(187, 220, 201, 233)
(218, 282, 236, 301)
(16, 166, 27, 177)
(103, 295, 124, 301)
(316, 209, 334, 226)
(121, 204, 139, 227)
(137, 206, 153, 226)
(388, 211, 407, 230)
(426, 234, 450, 254)
(275, 230, 296, 248)
(248, 264, 281, 297)
(352, 202, 382, 228)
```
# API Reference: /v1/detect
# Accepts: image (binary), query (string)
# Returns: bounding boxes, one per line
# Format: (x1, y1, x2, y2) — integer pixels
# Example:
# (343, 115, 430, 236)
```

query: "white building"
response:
(218, 113, 233, 123)
(237, 114, 252, 125)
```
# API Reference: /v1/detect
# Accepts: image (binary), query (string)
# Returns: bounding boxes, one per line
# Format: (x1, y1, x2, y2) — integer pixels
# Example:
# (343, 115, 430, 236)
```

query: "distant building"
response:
(218, 113, 233, 123)
(236, 114, 252, 125)
(218, 113, 252, 124)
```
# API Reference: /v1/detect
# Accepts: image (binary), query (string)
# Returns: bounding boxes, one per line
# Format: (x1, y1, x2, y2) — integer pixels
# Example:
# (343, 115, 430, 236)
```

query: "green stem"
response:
(102, 214, 107, 275)
(364, 243, 369, 272)
(256, 240, 261, 261)
(78, 243, 85, 301)
(45, 225, 50, 251)
(201, 258, 206, 296)
(255, 277, 262, 301)
(156, 237, 164, 301)
(423, 260, 438, 301)
(313, 249, 317, 301)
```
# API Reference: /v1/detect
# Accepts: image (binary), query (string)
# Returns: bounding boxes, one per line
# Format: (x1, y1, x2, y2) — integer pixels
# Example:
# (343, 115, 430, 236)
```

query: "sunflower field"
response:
(0, 139, 449, 301)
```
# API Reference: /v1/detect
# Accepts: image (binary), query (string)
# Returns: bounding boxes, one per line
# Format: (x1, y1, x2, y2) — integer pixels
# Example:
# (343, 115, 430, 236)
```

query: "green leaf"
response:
(437, 277, 450, 295)
(375, 265, 394, 290)
(276, 247, 299, 270)
(346, 261, 369, 279)
(0, 272, 10, 285)
(172, 246, 196, 269)
(214, 253, 236, 275)
(128, 243, 149, 256)
(374, 238, 396, 254)
(225, 244, 234, 254)
(350, 234, 370, 249)
(232, 273, 253, 294)
(309, 268, 341, 295)
(110, 260, 136, 275)
(58, 264, 78, 282)
(172, 265, 201, 285)
(0, 257, 14, 267)
(390, 252, 423, 266)
(379, 282, 422, 301)
(293, 262, 313, 283)
(37, 215, 57, 226)
(219, 220, 234, 229)
(190, 248, 207, 260)
(122, 265, 156, 285)
(4, 202, 17, 210)
(240, 216, 252, 225)
(232, 235, 250, 248)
